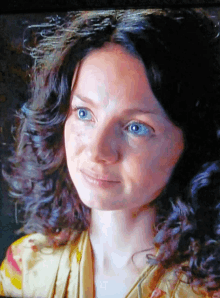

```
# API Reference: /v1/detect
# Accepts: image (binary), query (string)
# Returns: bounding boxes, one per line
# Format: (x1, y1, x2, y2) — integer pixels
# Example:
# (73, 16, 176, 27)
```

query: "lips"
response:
(80, 169, 120, 183)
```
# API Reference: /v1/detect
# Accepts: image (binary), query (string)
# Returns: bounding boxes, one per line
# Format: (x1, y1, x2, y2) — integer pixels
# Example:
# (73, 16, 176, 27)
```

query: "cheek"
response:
(64, 119, 90, 156)
(123, 140, 181, 187)
(157, 133, 184, 173)
(122, 150, 166, 201)
(123, 150, 151, 188)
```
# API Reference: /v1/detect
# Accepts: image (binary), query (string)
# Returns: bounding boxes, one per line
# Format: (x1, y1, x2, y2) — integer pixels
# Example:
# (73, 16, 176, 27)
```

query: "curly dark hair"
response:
(3, 8, 220, 292)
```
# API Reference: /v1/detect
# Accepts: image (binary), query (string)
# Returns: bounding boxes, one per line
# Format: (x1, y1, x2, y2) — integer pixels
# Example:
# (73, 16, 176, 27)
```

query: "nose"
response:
(86, 124, 120, 164)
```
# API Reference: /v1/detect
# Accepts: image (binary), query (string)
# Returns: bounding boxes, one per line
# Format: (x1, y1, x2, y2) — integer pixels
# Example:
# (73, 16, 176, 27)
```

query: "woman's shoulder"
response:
(1, 231, 82, 272)
(1, 234, 47, 273)
(0, 233, 47, 297)
(1, 233, 54, 271)
(153, 265, 214, 298)
(0, 232, 77, 297)
(6, 233, 48, 252)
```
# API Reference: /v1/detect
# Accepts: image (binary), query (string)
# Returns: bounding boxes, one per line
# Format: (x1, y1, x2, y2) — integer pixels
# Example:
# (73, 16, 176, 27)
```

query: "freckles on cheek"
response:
(123, 152, 149, 195)
(65, 123, 91, 155)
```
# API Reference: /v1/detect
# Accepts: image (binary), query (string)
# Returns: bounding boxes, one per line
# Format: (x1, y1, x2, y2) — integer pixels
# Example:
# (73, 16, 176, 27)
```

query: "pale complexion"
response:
(64, 43, 184, 295)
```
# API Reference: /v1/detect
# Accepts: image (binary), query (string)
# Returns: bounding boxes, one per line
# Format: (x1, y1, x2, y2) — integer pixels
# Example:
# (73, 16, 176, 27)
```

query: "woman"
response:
(1, 8, 220, 298)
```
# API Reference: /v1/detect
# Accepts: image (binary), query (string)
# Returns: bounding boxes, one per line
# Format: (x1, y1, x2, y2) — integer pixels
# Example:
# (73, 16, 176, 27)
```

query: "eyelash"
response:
(72, 106, 154, 137)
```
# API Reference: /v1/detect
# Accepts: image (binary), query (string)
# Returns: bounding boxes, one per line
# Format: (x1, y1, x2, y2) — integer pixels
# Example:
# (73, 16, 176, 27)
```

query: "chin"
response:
(78, 194, 126, 211)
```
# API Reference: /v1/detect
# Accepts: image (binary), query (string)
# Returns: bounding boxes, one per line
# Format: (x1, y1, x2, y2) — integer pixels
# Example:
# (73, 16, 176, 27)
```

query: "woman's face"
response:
(64, 43, 184, 211)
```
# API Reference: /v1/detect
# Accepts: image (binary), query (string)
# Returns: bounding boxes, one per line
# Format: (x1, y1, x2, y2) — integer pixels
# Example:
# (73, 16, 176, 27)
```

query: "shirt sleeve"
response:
(0, 235, 30, 297)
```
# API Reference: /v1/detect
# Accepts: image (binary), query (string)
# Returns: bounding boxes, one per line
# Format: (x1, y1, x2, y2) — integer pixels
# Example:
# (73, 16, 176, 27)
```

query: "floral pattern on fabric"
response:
(0, 235, 30, 296)
(76, 247, 82, 264)
(0, 231, 212, 298)
(0, 279, 4, 296)
(150, 288, 166, 298)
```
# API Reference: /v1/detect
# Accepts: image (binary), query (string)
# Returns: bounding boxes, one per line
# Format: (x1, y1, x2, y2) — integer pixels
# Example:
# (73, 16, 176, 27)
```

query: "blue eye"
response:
(127, 122, 151, 136)
(77, 108, 92, 121)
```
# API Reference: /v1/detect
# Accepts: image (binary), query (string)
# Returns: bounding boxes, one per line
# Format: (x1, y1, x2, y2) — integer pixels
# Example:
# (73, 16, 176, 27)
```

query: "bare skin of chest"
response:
(94, 270, 140, 298)
(93, 248, 153, 297)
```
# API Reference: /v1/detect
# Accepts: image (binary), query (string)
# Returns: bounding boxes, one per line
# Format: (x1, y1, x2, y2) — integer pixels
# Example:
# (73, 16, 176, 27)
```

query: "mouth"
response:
(80, 169, 121, 188)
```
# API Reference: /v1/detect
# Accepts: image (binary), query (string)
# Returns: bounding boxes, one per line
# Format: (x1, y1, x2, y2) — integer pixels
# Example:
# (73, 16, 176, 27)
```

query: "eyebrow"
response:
(72, 94, 158, 115)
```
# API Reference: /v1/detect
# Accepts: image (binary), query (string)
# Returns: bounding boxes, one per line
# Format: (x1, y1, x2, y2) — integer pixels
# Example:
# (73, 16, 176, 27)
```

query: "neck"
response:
(89, 203, 157, 275)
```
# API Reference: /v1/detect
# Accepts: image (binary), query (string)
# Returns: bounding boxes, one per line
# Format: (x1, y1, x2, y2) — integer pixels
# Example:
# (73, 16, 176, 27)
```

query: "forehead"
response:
(72, 43, 168, 118)
(75, 43, 147, 88)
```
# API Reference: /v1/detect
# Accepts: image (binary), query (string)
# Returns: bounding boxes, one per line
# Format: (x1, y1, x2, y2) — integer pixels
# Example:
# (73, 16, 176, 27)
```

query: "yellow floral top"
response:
(0, 231, 215, 298)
